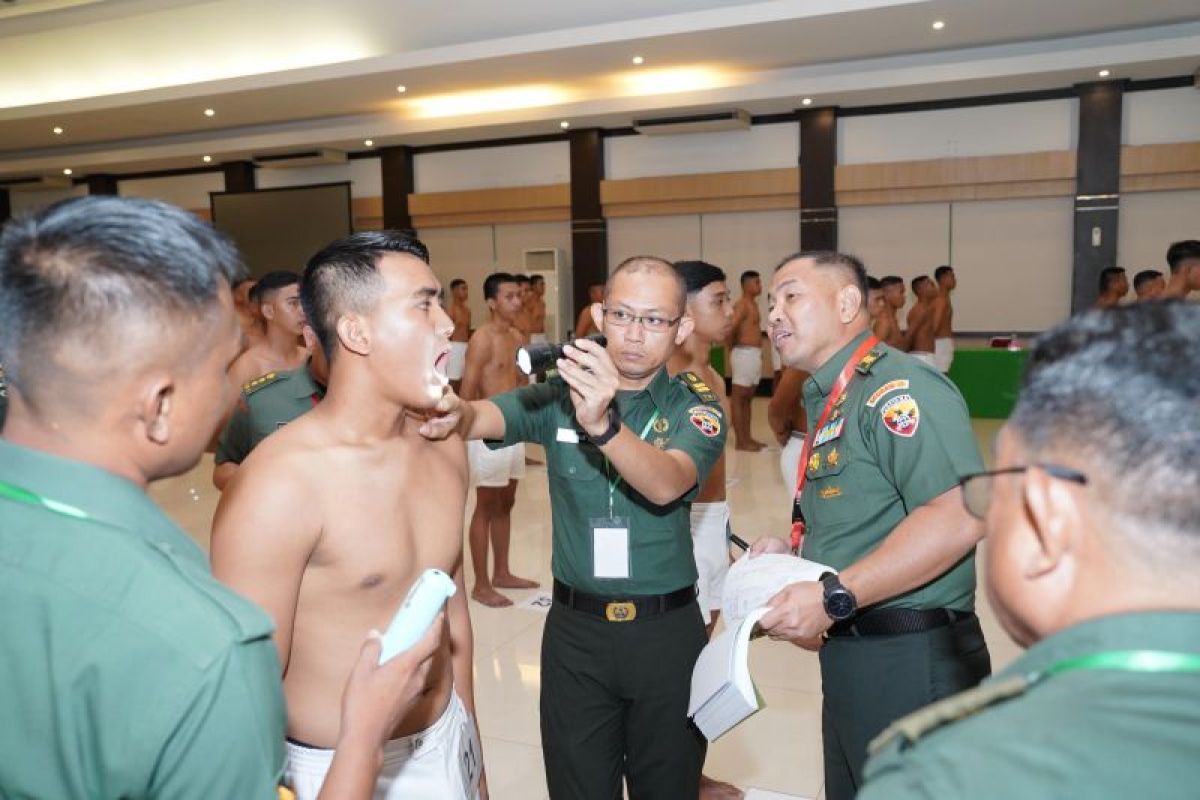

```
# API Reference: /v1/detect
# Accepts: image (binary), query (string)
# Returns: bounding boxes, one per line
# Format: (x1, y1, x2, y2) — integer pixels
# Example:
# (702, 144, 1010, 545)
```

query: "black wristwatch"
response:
(820, 572, 858, 621)
(588, 406, 622, 447)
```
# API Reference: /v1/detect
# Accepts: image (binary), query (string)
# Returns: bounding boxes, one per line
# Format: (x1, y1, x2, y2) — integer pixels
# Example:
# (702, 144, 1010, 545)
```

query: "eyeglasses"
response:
(958, 464, 1088, 519)
(601, 307, 682, 332)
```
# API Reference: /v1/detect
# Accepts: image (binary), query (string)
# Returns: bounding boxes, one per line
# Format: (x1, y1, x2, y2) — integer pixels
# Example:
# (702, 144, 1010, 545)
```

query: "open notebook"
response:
(688, 606, 769, 741)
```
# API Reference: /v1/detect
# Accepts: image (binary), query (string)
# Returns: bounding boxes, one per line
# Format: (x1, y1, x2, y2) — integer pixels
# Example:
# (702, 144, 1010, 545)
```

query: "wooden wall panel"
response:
(601, 168, 798, 217)
(409, 183, 570, 228)
(1120, 141, 1200, 193)
(836, 151, 1076, 205)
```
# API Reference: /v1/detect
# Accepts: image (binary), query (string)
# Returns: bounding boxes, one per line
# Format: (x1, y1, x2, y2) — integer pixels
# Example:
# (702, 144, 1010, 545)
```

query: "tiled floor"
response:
(155, 401, 1020, 800)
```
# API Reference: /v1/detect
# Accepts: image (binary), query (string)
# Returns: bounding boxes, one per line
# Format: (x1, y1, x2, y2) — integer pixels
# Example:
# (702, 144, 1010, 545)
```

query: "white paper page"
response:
(720, 553, 835, 630)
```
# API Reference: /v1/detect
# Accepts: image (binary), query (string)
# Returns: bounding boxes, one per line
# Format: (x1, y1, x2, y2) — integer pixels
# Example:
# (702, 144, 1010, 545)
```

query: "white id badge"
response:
(591, 517, 631, 580)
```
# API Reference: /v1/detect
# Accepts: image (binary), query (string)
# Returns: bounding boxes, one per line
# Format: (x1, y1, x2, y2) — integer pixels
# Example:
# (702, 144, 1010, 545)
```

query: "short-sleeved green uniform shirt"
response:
(859, 611, 1200, 799)
(215, 365, 323, 465)
(0, 440, 287, 798)
(489, 367, 726, 596)
(800, 331, 984, 611)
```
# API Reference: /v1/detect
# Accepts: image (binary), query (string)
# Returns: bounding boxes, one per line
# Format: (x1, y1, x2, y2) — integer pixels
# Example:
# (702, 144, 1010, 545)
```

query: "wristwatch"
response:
(820, 572, 858, 621)
(588, 406, 622, 446)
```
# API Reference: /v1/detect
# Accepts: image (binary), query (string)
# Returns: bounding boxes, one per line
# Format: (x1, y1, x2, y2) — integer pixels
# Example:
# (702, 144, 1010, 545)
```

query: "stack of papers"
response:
(688, 607, 769, 741)
(721, 553, 835, 631)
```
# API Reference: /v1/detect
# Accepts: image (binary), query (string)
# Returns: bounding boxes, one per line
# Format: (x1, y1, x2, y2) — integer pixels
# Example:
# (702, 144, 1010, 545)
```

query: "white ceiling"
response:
(1, 0, 1198, 180)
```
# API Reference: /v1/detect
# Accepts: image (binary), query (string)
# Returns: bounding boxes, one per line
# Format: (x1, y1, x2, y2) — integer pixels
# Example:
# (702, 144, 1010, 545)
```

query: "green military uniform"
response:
(216, 365, 324, 466)
(0, 439, 287, 797)
(489, 367, 726, 800)
(860, 611, 1200, 799)
(0, 363, 8, 432)
(799, 330, 991, 800)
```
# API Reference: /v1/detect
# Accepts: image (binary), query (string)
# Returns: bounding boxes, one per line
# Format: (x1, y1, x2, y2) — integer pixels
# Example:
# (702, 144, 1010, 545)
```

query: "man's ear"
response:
(675, 314, 695, 346)
(590, 302, 604, 334)
(335, 314, 371, 357)
(1022, 467, 1082, 579)
(141, 373, 174, 446)
(838, 285, 864, 323)
(260, 302, 276, 322)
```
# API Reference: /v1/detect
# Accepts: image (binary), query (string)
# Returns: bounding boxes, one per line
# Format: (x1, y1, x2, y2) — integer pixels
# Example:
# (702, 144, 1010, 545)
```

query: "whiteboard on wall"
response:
(949, 197, 1073, 332)
(1118, 190, 1200, 273)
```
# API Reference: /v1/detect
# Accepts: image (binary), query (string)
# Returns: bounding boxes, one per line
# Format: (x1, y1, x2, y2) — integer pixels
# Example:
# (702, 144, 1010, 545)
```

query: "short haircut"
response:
(674, 260, 726, 296)
(911, 275, 932, 293)
(867, 276, 883, 290)
(1098, 266, 1126, 294)
(513, 274, 530, 284)
(449, 278, 466, 290)
(483, 272, 517, 301)
(0, 196, 244, 411)
(1134, 269, 1163, 291)
(934, 265, 954, 282)
(740, 270, 760, 285)
(253, 270, 300, 305)
(609, 255, 686, 314)
(301, 230, 430, 362)
(1166, 240, 1200, 272)
(1011, 302, 1200, 558)
(531, 275, 544, 285)
(774, 251, 869, 303)
(880, 276, 904, 289)
(232, 277, 253, 291)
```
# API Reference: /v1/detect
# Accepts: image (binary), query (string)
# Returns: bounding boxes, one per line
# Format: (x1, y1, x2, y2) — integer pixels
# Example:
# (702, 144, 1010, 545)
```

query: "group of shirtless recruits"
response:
(866, 265, 958, 373)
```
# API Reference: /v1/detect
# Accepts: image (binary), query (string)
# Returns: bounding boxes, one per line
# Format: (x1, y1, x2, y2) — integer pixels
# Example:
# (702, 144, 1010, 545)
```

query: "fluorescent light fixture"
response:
(617, 66, 727, 98)
(407, 84, 571, 119)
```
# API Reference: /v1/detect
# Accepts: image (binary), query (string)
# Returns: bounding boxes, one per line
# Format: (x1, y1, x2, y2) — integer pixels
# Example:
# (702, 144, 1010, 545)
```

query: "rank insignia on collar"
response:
(856, 346, 888, 375)
(653, 417, 670, 433)
(808, 452, 822, 473)
(827, 448, 839, 467)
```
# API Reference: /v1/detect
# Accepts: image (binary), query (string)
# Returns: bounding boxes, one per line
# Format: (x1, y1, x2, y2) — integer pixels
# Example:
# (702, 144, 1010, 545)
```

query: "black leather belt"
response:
(827, 607, 976, 638)
(553, 579, 696, 623)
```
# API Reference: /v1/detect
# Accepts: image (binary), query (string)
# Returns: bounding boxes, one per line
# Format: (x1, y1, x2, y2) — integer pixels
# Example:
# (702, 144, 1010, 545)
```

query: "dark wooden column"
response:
(86, 174, 119, 195)
(379, 145, 415, 232)
(222, 160, 257, 193)
(0, 188, 10, 226)
(569, 128, 607, 317)
(1071, 81, 1125, 313)
(798, 106, 838, 251)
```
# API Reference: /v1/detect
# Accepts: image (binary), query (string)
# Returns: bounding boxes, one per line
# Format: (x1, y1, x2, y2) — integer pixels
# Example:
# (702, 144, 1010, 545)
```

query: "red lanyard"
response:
(790, 335, 880, 551)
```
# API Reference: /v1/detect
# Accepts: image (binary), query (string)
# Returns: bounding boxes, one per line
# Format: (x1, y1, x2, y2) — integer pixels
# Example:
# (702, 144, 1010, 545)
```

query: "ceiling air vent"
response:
(252, 149, 347, 169)
(633, 110, 751, 136)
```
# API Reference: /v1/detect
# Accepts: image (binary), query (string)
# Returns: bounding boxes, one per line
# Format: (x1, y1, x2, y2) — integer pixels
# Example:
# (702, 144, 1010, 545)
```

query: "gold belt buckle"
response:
(604, 601, 637, 622)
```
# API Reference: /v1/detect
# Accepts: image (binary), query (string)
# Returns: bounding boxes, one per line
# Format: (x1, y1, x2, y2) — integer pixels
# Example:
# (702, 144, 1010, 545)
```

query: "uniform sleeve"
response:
(667, 400, 727, 500)
(146, 643, 285, 799)
(864, 373, 984, 511)
(214, 398, 251, 465)
(487, 380, 563, 448)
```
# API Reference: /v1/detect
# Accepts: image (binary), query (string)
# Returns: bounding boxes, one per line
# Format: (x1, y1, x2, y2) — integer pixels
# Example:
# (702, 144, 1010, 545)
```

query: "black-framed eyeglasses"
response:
(601, 307, 682, 332)
(958, 464, 1088, 519)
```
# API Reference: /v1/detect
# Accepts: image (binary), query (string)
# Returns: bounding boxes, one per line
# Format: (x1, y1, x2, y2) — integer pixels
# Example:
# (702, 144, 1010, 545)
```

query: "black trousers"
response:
(819, 614, 991, 800)
(540, 598, 708, 800)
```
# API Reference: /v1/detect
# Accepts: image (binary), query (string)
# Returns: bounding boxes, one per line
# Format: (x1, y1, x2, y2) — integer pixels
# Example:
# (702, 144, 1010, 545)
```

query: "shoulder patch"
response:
(687, 405, 723, 438)
(242, 371, 284, 396)
(868, 675, 1030, 757)
(678, 371, 719, 404)
(865, 379, 910, 408)
(880, 393, 920, 437)
(855, 345, 888, 375)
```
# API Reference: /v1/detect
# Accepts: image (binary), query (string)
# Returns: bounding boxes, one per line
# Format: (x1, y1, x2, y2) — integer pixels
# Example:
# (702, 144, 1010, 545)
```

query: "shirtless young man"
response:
(1162, 240, 1200, 299)
(875, 276, 908, 350)
(575, 283, 604, 337)
(228, 270, 309, 390)
(729, 270, 766, 451)
(529, 275, 548, 345)
(931, 265, 957, 372)
(447, 278, 472, 394)
(767, 367, 810, 491)
(512, 274, 534, 340)
(1095, 267, 1129, 309)
(906, 275, 938, 368)
(867, 276, 887, 332)
(233, 277, 266, 349)
(211, 232, 485, 800)
(461, 272, 539, 607)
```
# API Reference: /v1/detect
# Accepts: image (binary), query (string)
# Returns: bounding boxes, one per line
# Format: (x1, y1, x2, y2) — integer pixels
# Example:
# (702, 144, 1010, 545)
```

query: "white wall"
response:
(1123, 88, 1200, 146)
(839, 203, 951, 276)
(120, 172, 224, 210)
(1119, 190, 1200, 271)
(254, 158, 381, 196)
(414, 142, 568, 193)
(605, 122, 797, 180)
(838, 99, 1077, 164)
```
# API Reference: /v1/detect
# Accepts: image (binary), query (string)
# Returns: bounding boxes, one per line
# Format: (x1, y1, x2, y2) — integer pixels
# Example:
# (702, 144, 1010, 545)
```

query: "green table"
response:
(947, 347, 1028, 419)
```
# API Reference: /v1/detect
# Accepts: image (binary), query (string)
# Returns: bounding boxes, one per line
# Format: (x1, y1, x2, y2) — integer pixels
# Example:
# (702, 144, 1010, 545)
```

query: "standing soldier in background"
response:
(512, 274, 534, 340)
(447, 278, 472, 394)
(754, 251, 990, 800)
(906, 275, 938, 368)
(529, 274, 549, 346)
(729, 270, 767, 451)
(767, 367, 809, 492)
(1133, 269, 1165, 301)
(1162, 239, 1200, 299)
(931, 266, 957, 373)
(875, 276, 908, 350)
(575, 283, 604, 337)
(1094, 267, 1128, 309)
(233, 277, 266, 349)
(228, 270, 310, 390)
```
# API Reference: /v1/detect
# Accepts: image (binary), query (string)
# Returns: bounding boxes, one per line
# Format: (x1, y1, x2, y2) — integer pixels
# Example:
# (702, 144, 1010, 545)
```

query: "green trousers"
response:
(819, 614, 991, 800)
(540, 599, 707, 800)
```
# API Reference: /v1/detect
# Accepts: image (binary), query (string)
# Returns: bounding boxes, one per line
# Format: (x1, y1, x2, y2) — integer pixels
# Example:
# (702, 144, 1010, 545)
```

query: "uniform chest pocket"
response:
(804, 444, 855, 518)
(550, 442, 607, 481)
(805, 443, 849, 481)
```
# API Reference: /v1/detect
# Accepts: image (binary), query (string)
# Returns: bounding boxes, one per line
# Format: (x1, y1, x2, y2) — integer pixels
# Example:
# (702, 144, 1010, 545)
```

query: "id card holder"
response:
(591, 516, 631, 580)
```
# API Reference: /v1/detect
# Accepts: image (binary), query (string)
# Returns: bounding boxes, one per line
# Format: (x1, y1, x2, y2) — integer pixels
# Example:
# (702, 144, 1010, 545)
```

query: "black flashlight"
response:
(516, 334, 607, 375)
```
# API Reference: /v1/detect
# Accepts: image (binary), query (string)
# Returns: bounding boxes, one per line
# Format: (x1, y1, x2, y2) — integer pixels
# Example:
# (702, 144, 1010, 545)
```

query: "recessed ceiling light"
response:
(1098, 69, 1111, 77)
(559, 121, 570, 129)
(801, 97, 814, 106)
(396, 85, 407, 93)
(931, 20, 945, 30)
(364, 139, 374, 147)
(203, 108, 215, 117)
(62, 168, 72, 175)
(632, 55, 645, 65)
(202, 155, 212, 163)
(52, 126, 64, 135)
